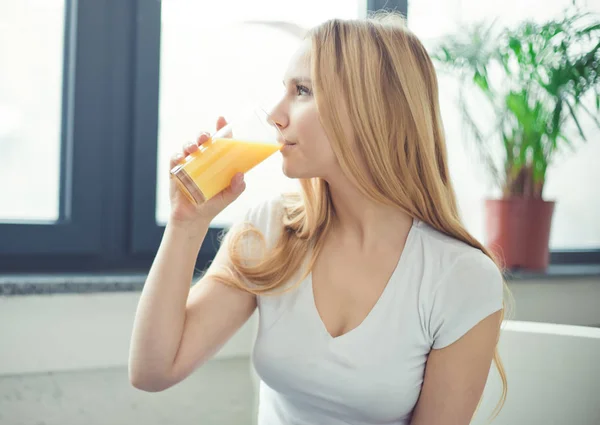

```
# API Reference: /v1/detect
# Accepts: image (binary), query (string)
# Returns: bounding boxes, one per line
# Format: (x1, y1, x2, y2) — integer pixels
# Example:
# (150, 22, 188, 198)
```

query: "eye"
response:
(295, 84, 312, 96)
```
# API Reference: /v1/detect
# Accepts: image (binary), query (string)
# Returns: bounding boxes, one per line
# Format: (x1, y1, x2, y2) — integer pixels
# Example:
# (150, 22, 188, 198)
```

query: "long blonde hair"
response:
(207, 12, 510, 421)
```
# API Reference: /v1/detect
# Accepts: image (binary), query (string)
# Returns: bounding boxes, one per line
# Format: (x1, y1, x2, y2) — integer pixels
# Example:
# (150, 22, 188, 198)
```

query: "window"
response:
(0, 0, 108, 263)
(0, 1, 65, 221)
(0, 1, 137, 268)
(1, 0, 594, 273)
(408, 0, 600, 253)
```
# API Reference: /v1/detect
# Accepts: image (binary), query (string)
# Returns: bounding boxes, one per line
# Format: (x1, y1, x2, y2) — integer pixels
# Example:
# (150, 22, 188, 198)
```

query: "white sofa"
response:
(472, 321, 600, 425)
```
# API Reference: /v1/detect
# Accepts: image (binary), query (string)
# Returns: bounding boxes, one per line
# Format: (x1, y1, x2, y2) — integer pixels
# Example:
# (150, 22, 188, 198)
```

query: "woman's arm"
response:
(410, 310, 502, 425)
(128, 219, 256, 392)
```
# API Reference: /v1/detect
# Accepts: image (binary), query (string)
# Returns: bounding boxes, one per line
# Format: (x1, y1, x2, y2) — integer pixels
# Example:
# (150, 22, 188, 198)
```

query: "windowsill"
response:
(1, 265, 599, 296)
(504, 264, 600, 281)
(0, 273, 148, 296)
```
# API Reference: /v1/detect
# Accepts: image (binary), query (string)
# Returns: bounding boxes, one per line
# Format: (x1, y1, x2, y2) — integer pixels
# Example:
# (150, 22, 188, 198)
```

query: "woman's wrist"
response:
(166, 215, 212, 242)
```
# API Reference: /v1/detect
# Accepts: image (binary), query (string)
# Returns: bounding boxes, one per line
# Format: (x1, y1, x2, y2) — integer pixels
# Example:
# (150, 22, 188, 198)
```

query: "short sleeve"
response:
(207, 194, 283, 273)
(237, 194, 284, 258)
(429, 252, 504, 349)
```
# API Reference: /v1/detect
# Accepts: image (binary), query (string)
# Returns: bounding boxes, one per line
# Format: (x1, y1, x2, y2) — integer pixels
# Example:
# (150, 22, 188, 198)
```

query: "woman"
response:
(129, 12, 508, 425)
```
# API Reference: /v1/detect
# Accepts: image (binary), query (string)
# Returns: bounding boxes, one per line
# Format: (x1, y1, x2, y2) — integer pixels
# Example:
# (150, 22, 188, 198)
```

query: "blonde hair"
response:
(207, 11, 511, 421)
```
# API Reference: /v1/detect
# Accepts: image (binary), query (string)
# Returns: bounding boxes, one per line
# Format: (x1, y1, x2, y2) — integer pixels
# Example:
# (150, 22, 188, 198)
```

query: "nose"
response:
(267, 101, 288, 134)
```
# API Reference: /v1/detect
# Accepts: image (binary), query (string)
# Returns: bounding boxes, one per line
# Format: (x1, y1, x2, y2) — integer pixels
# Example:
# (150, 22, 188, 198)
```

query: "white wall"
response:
(0, 291, 261, 425)
(0, 292, 258, 376)
(1, 277, 598, 376)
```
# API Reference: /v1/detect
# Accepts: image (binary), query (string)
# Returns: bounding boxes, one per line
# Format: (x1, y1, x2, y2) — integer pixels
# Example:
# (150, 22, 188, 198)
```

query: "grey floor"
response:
(0, 357, 256, 425)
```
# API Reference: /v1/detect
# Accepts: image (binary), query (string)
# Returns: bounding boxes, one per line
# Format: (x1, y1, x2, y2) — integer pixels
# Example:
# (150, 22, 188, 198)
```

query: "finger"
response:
(196, 132, 211, 146)
(170, 152, 185, 169)
(182, 142, 198, 157)
(231, 172, 245, 190)
(216, 116, 228, 131)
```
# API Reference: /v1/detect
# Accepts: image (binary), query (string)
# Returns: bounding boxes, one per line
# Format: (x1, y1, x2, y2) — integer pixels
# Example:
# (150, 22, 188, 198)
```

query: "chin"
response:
(281, 165, 300, 179)
(281, 162, 311, 180)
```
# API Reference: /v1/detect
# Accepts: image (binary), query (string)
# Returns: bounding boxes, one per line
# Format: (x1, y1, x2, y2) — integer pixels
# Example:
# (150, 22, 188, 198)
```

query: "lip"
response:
(280, 143, 296, 152)
(277, 137, 296, 146)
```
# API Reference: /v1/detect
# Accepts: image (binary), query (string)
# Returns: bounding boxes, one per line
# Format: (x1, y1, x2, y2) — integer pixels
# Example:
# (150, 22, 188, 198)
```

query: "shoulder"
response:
(243, 193, 288, 230)
(238, 193, 289, 251)
(411, 223, 504, 348)
(243, 193, 284, 227)
(411, 221, 503, 292)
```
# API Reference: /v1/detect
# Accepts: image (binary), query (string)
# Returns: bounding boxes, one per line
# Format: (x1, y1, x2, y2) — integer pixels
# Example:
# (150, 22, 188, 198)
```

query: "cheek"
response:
(295, 105, 319, 137)
(296, 107, 333, 158)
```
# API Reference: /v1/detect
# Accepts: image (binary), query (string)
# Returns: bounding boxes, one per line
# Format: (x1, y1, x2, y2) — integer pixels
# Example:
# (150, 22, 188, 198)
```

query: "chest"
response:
(252, 273, 431, 424)
(310, 239, 405, 339)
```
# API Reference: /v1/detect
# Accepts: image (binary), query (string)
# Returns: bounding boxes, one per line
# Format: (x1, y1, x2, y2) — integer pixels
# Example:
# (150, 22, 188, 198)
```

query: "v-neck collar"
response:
(306, 218, 419, 344)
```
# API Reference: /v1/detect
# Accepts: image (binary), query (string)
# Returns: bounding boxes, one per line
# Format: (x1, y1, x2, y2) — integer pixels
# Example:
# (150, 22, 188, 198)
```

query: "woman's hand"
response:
(168, 116, 246, 225)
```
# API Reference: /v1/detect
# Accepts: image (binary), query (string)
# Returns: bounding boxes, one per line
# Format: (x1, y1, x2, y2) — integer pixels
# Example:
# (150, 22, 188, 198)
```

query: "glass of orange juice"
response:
(170, 108, 283, 205)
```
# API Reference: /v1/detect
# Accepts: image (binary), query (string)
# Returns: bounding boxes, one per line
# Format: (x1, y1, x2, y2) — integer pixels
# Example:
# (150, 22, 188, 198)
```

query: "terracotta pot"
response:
(484, 198, 555, 271)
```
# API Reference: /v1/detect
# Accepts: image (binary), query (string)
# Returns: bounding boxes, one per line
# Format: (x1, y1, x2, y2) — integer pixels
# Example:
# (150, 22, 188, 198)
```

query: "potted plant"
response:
(432, 6, 600, 271)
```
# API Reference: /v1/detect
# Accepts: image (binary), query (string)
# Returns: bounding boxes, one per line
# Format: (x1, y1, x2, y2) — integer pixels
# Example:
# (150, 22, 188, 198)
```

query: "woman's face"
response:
(269, 41, 340, 180)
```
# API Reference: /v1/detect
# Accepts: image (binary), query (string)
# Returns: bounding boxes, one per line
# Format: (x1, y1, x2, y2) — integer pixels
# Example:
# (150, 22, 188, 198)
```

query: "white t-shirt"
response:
(239, 195, 503, 425)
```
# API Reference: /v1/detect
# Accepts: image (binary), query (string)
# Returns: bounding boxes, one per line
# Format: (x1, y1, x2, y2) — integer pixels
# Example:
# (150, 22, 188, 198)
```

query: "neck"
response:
(324, 174, 413, 252)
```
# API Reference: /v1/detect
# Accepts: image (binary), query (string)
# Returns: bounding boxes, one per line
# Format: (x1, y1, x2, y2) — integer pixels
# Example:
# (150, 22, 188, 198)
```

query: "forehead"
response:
(283, 40, 312, 81)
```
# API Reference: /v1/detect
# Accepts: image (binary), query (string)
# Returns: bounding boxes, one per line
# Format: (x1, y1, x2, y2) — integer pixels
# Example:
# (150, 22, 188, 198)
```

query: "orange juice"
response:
(170, 138, 282, 205)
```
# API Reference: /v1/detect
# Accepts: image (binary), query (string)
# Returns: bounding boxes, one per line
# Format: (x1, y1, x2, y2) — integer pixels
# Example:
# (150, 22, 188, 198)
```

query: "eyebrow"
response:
(283, 77, 312, 86)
